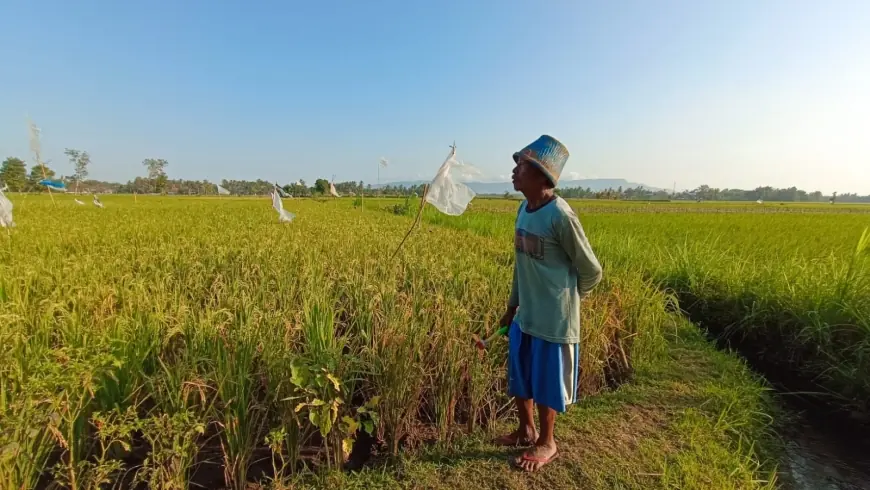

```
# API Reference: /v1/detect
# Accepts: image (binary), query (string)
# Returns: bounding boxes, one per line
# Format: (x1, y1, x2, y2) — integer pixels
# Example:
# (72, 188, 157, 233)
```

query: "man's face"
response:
(512, 159, 545, 192)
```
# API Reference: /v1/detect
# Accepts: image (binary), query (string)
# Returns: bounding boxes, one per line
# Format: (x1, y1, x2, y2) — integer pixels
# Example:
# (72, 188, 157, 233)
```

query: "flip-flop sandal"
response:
(511, 451, 560, 472)
(493, 434, 536, 447)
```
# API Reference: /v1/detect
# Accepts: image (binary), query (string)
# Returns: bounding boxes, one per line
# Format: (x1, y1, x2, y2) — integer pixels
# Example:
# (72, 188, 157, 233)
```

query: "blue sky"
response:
(1, 1, 868, 193)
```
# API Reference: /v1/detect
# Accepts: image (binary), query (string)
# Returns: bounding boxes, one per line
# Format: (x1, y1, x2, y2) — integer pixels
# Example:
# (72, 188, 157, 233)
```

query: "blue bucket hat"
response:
(512, 135, 570, 187)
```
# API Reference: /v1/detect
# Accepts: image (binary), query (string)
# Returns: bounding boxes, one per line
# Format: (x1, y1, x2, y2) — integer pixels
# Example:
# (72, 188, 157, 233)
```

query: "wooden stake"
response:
(389, 184, 430, 260)
(38, 162, 54, 205)
(390, 142, 457, 260)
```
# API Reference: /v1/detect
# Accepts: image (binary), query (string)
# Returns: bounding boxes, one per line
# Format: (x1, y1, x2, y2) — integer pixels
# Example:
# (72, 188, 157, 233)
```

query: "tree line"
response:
(0, 157, 61, 192)
(556, 184, 870, 203)
(0, 154, 428, 197)
(0, 153, 169, 194)
(3, 154, 867, 202)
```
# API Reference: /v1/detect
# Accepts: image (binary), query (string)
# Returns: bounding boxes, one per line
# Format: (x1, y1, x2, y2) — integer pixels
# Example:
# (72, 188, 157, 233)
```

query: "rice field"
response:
(1, 195, 677, 489)
(3, 194, 864, 489)
(428, 199, 870, 415)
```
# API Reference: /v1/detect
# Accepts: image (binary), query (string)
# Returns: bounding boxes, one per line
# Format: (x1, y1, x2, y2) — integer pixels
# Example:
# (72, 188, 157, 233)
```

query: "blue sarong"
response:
(507, 321, 580, 413)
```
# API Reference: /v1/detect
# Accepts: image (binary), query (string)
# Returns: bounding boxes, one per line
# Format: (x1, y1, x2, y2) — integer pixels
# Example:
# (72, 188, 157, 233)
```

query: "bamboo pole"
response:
(28, 122, 55, 205)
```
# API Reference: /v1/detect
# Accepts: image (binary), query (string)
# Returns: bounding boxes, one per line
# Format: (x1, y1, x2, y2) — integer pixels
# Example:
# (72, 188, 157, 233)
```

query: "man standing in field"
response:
(497, 135, 603, 472)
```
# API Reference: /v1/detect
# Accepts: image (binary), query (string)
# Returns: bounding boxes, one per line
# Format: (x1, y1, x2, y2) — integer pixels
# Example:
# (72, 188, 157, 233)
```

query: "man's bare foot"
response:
(493, 428, 537, 447)
(512, 441, 559, 472)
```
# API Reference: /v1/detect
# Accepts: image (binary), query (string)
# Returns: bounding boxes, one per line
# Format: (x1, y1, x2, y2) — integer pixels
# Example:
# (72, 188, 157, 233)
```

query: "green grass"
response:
(0, 195, 783, 489)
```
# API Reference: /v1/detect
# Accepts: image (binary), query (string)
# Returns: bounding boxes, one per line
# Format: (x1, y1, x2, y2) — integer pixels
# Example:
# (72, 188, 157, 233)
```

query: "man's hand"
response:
(499, 306, 518, 328)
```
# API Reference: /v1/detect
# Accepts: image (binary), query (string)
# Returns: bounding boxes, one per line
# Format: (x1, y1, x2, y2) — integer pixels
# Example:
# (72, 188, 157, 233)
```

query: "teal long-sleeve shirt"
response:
(509, 197, 603, 344)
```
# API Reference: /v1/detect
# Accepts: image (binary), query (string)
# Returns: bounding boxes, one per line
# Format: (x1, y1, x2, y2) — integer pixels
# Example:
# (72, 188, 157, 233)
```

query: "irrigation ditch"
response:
(674, 291, 870, 490)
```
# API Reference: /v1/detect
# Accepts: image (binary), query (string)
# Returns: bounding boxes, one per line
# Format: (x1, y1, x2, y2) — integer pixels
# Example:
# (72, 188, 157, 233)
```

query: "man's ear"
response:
(534, 166, 551, 188)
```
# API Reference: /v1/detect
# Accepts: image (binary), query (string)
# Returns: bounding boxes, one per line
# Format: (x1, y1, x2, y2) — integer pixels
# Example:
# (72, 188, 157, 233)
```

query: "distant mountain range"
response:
(375, 178, 660, 195)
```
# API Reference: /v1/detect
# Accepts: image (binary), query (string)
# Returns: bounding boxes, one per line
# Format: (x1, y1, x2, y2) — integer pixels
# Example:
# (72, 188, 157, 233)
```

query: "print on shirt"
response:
(515, 229, 544, 260)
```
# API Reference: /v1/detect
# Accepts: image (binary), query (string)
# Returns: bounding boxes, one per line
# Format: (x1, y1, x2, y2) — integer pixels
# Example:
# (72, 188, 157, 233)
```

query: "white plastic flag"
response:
(389, 143, 479, 260)
(424, 146, 478, 216)
(0, 189, 14, 228)
(271, 190, 295, 223)
(274, 184, 290, 198)
(329, 182, 341, 197)
(217, 184, 230, 195)
(93, 194, 104, 208)
(379, 157, 389, 168)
